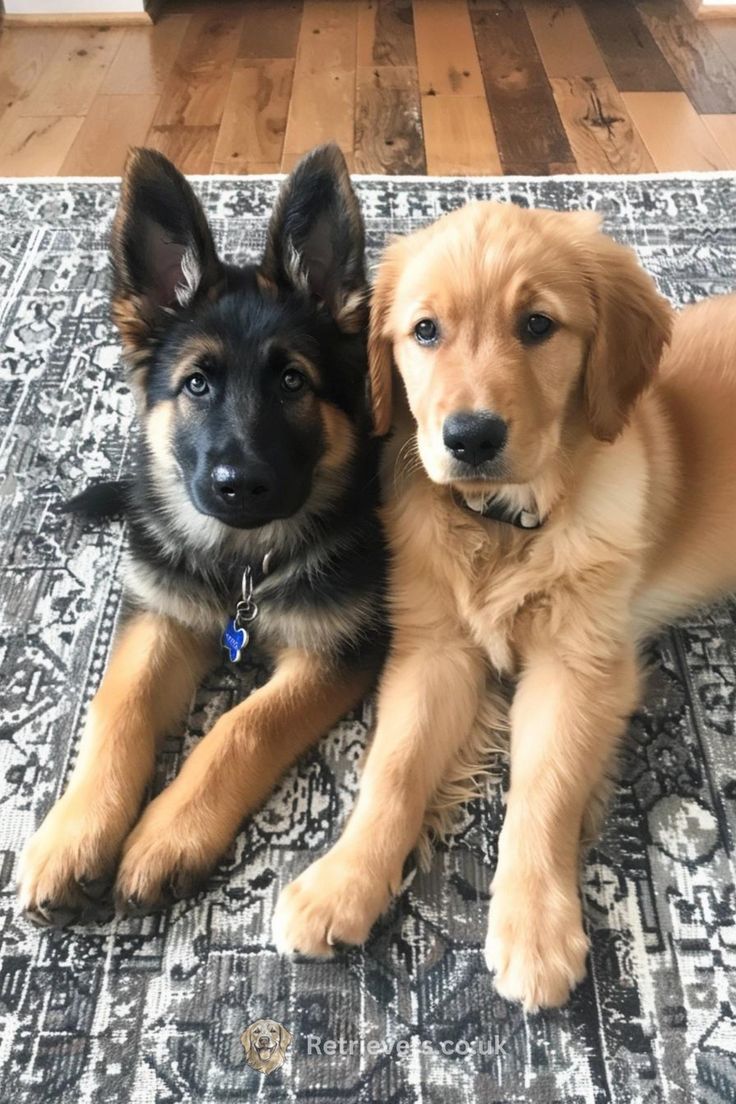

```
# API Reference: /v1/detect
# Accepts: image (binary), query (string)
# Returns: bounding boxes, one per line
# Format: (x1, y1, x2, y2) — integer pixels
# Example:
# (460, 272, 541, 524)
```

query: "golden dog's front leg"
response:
(114, 649, 374, 910)
(273, 640, 485, 956)
(486, 645, 639, 1010)
(19, 612, 209, 925)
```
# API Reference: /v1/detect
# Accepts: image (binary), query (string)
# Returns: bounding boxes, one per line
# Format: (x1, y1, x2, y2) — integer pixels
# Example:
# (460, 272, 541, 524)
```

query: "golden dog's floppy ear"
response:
(240, 1026, 254, 1057)
(579, 221, 673, 442)
(278, 1024, 293, 1051)
(368, 237, 408, 437)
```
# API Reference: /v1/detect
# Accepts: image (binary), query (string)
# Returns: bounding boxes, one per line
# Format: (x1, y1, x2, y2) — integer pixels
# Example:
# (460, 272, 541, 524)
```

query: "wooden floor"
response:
(2, 0, 736, 176)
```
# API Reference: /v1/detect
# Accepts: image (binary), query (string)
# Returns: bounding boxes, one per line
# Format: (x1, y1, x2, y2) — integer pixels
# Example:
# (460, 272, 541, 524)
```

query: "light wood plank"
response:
(60, 93, 160, 175)
(211, 60, 294, 173)
(525, 0, 609, 77)
(18, 26, 125, 118)
(551, 76, 656, 172)
(355, 65, 425, 173)
(146, 124, 220, 173)
(621, 90, 731, 169)
(281, 1, 358, 166)
(413, 0, 485, 96)
(701, 113, 736, 167)
(0, 28, 62, 122)
(0, 112, 84, 174)
(100, 14, 190, 95)
(153, 7, 243, 127)
(421, 94, 501, 173)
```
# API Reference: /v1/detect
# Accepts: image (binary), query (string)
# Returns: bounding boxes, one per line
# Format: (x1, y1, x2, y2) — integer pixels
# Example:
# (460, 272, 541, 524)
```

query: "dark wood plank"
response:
(238, 0, 303, 60)
(355, 65, 425, 172)
(635, 0, 736, 114)
(577, 0, 681, 92)
(373, 0, 417, 66)
(469, 0, 574, 172)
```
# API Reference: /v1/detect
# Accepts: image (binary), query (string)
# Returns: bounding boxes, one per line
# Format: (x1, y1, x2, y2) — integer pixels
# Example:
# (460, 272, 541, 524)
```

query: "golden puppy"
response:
(240, 1019, 292, 1074)
(273, 200, 736, 1010)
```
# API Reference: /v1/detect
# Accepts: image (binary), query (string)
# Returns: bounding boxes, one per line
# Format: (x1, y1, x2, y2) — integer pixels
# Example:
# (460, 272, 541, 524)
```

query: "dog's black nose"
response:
(442, 411, 507, 466)
(211, 464, 270, 503)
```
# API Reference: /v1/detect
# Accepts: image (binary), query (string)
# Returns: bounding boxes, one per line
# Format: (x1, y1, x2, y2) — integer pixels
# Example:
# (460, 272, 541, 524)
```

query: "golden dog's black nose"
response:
(443, 410, 507, 466)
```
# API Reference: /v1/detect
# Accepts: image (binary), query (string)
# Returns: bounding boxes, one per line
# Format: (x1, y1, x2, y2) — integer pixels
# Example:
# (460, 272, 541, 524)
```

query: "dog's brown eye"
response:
(414, 318, 439, 346)
(281, 368, 306, 393)
(184, 372, 209, 396)
(525, 314, 554, 341)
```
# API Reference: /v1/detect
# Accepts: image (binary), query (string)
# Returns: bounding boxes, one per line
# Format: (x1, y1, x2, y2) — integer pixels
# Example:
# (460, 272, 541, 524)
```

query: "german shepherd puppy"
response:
(19, 144, 387, 925)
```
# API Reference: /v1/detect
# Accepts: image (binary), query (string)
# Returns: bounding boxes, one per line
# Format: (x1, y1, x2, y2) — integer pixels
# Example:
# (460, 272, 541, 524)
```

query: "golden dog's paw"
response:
(18, 789, 125, 927)
(114, 791, 228, 913)
(272, 848, 392, 957)
(484, 882, 589, 1011)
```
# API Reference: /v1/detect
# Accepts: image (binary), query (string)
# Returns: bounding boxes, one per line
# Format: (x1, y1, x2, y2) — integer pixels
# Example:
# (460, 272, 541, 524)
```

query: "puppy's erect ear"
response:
(579, 223, 672, 442)
(261, 143, 367, 333)
(367, 236, 408, 437)
(110, 148, 224, 358)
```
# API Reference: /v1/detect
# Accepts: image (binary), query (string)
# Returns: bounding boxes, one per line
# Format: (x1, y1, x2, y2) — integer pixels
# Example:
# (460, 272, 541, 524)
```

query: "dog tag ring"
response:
(221, 559, 267, 663)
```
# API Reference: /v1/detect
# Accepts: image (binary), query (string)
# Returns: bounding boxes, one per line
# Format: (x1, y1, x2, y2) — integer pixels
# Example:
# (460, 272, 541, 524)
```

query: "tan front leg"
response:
(486, 644, 639, 1010)
(19, 611, 209, 925)
(273, 637, 485, 956)
(114, 648, 375, 909)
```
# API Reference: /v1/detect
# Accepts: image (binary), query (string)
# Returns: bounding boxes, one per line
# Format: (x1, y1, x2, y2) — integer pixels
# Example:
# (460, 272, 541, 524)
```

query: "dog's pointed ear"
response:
(578, 221, 672, 442)
(367, 236, 409, 437)
(261, 143, 367, 333)
(110, 148, 224, 356)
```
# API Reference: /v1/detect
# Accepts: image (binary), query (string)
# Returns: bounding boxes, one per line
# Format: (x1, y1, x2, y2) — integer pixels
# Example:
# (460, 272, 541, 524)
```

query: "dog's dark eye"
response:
(414, 318, 439, 346)
(184, 372, 209, 396)
(524, 314, 555, 341)
(281, 368, 306, 393)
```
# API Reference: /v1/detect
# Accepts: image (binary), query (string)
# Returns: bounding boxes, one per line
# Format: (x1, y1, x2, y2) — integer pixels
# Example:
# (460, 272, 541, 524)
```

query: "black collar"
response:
(453, 490, 544, 530)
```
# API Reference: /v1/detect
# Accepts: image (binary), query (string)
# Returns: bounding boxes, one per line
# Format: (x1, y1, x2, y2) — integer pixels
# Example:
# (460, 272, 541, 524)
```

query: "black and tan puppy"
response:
(19, 144, 387, 924)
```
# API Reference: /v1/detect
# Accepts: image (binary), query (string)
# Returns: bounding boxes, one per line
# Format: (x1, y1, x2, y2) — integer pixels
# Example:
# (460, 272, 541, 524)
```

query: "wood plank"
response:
(358, 0, 418, 66)
(420, 94, 501, 173)
(153, 7, 243, 128)
(621, 90, 731, 169)
(355, 65, 425, 173)
(469, 0, 574, 171)
(211, 60, 293, 173)
(0, 112, 84, 174)
(524, 0, 609, 77)
(100, 13, 190, 95)
(635, 0, 736, 112)
(281, 1, 358, 167)
(146, 124, 220, 173)
(551, 76, 656, 172)
(18, 26, 125, 117)
(0, 27, 61, 122)
(238, 0, 303, 59)
(701, 113, 736, 167)
(413, 0, 485, 96)
(577, 0, 682, 91)
(60, 93, 159, 175)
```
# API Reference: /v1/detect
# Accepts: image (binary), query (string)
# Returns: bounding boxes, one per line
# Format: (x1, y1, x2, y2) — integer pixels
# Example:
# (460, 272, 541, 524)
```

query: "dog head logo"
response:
(240, 1019, 293, 1075)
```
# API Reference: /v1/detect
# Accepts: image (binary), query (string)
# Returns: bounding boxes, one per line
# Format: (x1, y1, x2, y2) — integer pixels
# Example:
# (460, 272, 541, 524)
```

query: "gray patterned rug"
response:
(2, 171, 736, 1104)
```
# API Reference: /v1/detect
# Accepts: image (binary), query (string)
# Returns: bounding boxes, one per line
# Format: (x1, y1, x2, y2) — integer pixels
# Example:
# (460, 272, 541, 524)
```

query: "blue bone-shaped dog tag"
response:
(223, 618, 248, 663)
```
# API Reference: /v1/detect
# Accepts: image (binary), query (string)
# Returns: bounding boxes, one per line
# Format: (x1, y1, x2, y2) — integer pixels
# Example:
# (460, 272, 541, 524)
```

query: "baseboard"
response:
(684, 0, 736, 17)
(2, 10, 152, 21)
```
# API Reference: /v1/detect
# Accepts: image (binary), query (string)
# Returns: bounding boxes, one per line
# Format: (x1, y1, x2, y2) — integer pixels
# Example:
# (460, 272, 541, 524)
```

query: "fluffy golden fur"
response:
(274, 200, 736, 1011)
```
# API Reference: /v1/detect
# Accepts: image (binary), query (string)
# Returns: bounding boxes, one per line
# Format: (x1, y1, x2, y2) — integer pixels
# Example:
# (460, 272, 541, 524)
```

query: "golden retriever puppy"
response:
(273, 200, 736, 1011)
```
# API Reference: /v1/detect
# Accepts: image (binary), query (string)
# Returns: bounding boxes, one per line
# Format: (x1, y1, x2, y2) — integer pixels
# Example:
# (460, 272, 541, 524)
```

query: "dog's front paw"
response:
(273, 846, 393, 956)
(485, 878, 589, 1011)
(18, 788, 125, 927)
(115, 789, 230, 913)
